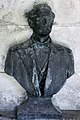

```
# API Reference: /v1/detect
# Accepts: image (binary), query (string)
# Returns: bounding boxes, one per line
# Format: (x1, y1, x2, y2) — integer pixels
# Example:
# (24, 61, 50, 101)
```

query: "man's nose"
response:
(43, 18, 47, 25)
(44, 18, 47, 24)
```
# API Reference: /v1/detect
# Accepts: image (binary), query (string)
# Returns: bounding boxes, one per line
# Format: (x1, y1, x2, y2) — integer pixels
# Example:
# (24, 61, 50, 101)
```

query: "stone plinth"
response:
(17, 97, 62, 120)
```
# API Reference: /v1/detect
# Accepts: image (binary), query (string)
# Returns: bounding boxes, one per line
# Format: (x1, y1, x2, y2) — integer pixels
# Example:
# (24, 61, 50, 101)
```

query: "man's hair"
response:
(25, 4, 55, 29)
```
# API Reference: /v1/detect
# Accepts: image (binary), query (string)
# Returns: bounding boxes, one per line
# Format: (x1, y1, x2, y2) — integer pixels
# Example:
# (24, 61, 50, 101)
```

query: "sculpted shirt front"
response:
(5, 36, 74, 97)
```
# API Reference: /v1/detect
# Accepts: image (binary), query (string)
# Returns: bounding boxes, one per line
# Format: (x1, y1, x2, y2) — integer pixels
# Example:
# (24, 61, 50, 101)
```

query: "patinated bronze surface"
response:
(4, 4, 74, 119)
(5, 4, 74, 97)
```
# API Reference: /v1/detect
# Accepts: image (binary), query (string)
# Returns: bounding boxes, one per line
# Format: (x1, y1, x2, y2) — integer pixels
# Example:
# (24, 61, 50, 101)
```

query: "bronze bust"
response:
(4, 4, 74, 119)
(5, 4, 74, 97)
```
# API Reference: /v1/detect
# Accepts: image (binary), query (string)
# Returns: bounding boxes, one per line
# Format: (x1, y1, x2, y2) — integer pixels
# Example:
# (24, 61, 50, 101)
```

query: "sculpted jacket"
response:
(4, 38, 74, 97)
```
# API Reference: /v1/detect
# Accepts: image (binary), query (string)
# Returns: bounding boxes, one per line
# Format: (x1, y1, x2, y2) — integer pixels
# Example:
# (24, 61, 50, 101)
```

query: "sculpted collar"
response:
(31, 33, 51, 46)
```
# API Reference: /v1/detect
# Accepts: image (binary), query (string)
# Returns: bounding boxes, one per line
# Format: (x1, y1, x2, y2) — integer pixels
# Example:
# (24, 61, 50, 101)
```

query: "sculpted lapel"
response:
(44, 43, 68, 97)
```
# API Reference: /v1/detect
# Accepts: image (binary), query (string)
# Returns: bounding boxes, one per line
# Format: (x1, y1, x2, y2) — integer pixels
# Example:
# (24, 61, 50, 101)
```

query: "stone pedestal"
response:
(17, 97, 62, 120)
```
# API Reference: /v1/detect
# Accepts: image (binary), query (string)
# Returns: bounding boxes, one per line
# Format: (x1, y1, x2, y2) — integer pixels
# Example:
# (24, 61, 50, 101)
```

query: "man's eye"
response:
(36, 19, 42, 23)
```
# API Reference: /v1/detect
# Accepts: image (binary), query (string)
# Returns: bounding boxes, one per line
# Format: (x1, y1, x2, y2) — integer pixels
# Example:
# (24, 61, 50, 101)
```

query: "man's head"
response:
(25, 4, 55, 36)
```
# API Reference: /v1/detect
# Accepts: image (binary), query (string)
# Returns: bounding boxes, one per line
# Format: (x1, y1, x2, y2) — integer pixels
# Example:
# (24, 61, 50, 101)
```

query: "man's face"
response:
(33, 10, 54, 36)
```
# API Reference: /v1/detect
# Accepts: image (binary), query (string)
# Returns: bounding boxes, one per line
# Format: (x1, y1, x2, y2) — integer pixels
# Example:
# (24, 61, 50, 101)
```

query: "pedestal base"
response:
(17, 97, 62, 120)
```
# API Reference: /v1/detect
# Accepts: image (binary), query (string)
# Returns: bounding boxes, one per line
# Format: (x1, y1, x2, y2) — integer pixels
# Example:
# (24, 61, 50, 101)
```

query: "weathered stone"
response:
(53, 0, 80, 26)
(0, 25, 32, 58)
(51, 26, 80, 75)
(0, 0, 80, 26)
(0, 73, 27, 111)
(52, 74, 80, 110)
(0, 117, 13, 120)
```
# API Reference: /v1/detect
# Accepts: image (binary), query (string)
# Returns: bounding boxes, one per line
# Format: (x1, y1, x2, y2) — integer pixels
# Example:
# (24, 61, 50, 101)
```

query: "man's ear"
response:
(52, 12, 55, 19)
(24, 12, 28, 18)
(28, 18, 34, 29)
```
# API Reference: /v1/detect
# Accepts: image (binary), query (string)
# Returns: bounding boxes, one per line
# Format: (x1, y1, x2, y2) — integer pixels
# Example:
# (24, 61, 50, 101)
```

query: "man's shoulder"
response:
(9, 39, 32, 53)
(51, 42, 72, 54)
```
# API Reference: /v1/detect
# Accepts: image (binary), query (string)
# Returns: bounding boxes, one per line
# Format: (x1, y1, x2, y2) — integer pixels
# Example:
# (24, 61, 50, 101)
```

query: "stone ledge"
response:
(62, 110, 80, 120)
(0, 110, 16, 119)
(0, 110, 80, 120)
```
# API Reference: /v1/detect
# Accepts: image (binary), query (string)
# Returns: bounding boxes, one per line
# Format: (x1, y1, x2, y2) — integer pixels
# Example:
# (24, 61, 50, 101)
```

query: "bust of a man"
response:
(5, 4, 74, 98)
